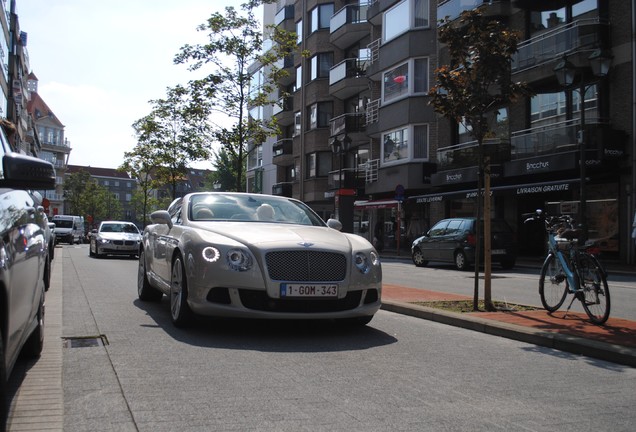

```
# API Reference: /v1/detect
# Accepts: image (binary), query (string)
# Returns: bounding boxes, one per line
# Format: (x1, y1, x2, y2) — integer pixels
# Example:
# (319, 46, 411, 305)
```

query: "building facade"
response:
(261, 0, 634, 263)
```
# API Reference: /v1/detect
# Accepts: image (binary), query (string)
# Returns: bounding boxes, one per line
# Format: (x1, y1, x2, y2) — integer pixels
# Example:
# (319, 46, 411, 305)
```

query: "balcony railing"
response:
(272, 182, 293, 197)
(512, 18, 608, 73)
(273, 96, 293, 116)
(510, 118, 606, 159)
(327, 168, 363, 190)
(274, 5, 294, 26)
(273, 138, 293, 157)
(330, 4, 368, 33)
(368, 38, 380, 65)
(330, 113, 366, 137)
(329, 58, 369, 85)
(366, 99, 380, 125)
(436, 139, 511, 171)
(365, 159, 379, 183)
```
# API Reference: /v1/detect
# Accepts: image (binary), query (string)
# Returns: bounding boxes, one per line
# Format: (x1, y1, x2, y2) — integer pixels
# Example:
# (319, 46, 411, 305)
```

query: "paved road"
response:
(8, 245, 636, 431)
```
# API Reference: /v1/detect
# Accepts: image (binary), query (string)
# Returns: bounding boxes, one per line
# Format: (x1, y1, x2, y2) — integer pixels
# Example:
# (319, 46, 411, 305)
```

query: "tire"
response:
(454, 250, 470, 271)
(170, 255, 194, 327)
(23, 290, 45, 358)
(411, 248, 428, 267)
(137, 250, 163, 302)
(43, 253, 51, 292)
(577, 253, 611, 325)
(539, 253, 569, 312)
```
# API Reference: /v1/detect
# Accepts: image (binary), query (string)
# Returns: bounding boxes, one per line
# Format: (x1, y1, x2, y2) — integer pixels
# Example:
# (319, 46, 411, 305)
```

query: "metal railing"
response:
(330, 3, 368, 33)
(329, 57, 369, 85)
(330, 112, 366, 137)
(366, 99, 380, 125)
(436, 139, 511, 171)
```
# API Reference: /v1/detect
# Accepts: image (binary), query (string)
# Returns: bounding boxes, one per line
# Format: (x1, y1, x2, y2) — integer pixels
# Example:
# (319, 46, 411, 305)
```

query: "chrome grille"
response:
(265, 251, 346, 282)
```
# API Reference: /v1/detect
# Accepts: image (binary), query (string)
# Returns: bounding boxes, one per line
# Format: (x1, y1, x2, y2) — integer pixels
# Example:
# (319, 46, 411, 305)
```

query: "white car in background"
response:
(137, 192, 382, 328)
(89, 221, 142, 258)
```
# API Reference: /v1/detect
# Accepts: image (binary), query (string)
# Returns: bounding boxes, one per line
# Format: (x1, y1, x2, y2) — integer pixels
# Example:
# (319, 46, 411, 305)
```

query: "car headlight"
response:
(354, 252, 376, 274)
(99, 238, 111, 244)
(202, 246, 221, 263)
(226, 248, 253, 271)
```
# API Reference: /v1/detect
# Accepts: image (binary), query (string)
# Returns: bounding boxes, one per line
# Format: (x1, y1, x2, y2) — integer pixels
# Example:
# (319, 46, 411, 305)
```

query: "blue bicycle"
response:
(524, 210, 610, 325)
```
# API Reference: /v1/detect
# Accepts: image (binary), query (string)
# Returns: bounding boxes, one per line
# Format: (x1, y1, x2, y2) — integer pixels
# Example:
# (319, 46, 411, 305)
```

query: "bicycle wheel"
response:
(577, 253, 610, 324)
(539, 253, 569, 312)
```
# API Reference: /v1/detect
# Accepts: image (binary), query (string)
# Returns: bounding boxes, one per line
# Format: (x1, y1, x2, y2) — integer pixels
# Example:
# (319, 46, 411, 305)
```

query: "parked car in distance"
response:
(138, 192, 382, 328)
(0, 126, 56, 426)
(89, 221, 142, 258)
(411, 217, 517, 271)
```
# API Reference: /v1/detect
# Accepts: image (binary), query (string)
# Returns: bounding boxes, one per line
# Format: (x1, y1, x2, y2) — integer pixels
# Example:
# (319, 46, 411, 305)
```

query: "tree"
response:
(63, 170, 121, 229)
(174, 0, 299, 192)
(132, 84, 212, 202)
(63, 170, 91, 215)
(120, 142, 162, 228)
(429, 8, 531, 311)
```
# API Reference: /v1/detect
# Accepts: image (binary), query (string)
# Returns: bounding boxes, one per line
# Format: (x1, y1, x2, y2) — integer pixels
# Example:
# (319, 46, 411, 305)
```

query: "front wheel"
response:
(137, 250, 163, 301)
(454, 250, 470, 271)
(577, 253, 610, 325)
(170, 255, 194, 327)
(411, 248, 428, 267)
(539, 253, 569, 312)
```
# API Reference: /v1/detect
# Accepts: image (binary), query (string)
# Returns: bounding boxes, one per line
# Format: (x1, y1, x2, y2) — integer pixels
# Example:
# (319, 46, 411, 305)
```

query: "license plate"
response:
(491, 249, 506, 255)
(280, 283, 338, 297)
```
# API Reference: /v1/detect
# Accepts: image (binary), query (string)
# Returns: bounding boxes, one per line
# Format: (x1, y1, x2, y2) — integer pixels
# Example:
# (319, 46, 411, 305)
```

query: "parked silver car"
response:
(137, 192, 382, 328)
(0, 126, 56, 426)
(89, 221, 142, 258)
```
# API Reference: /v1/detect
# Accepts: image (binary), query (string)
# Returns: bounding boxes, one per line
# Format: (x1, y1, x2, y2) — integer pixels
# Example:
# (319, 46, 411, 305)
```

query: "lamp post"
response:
(554, 49, 612, 242)
(330, 135, 351, 220)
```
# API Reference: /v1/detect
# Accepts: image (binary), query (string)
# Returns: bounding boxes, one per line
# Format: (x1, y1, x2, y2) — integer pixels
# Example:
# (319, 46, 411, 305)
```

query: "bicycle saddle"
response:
(557, 228, 580, 240)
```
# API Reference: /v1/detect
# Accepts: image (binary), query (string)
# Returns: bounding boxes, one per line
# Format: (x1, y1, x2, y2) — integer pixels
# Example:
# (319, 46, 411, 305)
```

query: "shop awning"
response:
(409, 179, 580, 204)
(354, 199, 399, 209)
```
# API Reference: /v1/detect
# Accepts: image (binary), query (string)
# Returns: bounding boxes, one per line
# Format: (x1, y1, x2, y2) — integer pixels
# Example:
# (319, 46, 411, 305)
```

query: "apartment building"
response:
(262, 0, 633, 262)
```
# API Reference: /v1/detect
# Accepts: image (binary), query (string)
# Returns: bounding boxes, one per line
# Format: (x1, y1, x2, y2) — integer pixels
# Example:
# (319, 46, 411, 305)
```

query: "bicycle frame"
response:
(546, 231, 579, 294)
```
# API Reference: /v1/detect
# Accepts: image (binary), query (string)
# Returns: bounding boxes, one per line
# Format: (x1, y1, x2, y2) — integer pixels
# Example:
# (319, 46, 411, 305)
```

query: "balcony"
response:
(510, 118, 608, 160)
(272, 182, 293, 197)
(274, 5, 294, 31)
(272, 138, 294, 166)
(275, 55, 295, 86)
(330, 4, 370, 49)
(272, 96, 294, 126)
(329, 113, 366, 138)
(329, 58, 369, 100)
(437, 0, 511, 25)
(327, 168, 365, 191)
(512, 18, 609, 74)
(437, 139, 511, 171)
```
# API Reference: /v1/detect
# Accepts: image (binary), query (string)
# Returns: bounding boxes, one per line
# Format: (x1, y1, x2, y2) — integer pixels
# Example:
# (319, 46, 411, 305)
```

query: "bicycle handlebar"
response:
(522, 209, 577, 232)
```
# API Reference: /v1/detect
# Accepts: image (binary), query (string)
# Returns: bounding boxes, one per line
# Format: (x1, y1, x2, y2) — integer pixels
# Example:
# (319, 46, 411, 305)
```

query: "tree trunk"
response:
(484, 157, 495, 311)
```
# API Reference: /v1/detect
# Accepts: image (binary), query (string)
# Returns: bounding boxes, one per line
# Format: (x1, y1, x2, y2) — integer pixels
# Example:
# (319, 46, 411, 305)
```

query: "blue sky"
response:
(18, 0, 243, 169)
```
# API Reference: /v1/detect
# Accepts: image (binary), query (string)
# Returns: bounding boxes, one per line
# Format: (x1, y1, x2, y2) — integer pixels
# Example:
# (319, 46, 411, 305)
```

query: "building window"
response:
(296, 19, 302, 44)
(306, 152, 332, 178)
(126, 193, 132, 201)
(248, 144, 263, 170)
(103, 180, 110, 186)
(294, 65, 302, 92)
(382, 124, 429, 164)
(115, 181, 119, 187)
(382, 57, 428, 104)
(383, 0, 429, 43)
(310, 52, 333, 81)
(308, 102, 333, 130)
(309, 3, 334, 34)
(294, 111, 301, 136)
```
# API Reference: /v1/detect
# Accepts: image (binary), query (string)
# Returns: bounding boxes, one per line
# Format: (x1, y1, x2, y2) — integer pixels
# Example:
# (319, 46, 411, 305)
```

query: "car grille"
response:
(265, 251, 346, 282)
(113, 240, 136, 246)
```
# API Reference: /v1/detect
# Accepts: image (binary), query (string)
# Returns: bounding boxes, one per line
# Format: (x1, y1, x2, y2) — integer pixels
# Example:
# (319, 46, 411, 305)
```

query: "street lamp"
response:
(330, 134, 352, 219)
(554, 49, 612, 242)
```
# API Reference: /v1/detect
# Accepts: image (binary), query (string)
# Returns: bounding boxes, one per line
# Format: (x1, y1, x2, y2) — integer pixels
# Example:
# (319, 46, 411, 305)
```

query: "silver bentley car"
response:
(137, 192, 382, 327)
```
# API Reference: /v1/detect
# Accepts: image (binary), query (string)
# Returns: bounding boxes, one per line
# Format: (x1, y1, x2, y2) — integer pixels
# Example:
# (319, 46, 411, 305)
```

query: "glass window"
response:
(294, 66, 302, 92)
(308, 102, 332, 129)
(310, 52, 333, 80)
(429, 220, 449, 237)
(445, 219, 463, 235)
(383, 62, 409, 103)
(296, 19, 303, 44)
(573, 0, 596, 18)
(414, 0, 429, 28)
(310, 3, 334, 33)
(294, 112, 301, 136)
(383, 128, 408, 163)
(384, 0, 409, 42)
(413, 58, 428, 93)
(306, 152, 331, 178)
(413, 125, 428, 159)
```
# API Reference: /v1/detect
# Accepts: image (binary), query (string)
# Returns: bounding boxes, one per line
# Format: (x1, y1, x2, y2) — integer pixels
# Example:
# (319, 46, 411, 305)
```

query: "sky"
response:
(18, 0, 245, 170)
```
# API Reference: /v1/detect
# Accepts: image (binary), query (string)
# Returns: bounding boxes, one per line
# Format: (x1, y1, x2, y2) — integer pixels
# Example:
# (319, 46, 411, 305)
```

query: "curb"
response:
(381, 299, 636, 368)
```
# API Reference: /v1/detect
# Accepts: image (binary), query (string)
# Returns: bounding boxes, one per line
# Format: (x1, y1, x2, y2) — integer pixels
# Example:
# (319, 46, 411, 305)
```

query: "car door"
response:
(2, 190, 43, 365)
(437, 219, 464, 262)
(420, 219, 450, 261)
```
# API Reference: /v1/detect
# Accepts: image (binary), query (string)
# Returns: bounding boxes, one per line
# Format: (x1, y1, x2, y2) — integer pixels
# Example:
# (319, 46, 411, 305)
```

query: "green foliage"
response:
(207, 147, 244, 192)
(173, 0, 300, 192)
(429, 8, 531, 142)
(63, 170, 122, 228)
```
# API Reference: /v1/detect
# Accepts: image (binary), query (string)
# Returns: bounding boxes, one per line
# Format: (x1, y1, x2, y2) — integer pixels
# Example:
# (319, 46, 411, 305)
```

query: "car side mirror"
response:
(1, 152, 56, 190)
(150, 210, 173, 229)
(326, 218, 342, 231)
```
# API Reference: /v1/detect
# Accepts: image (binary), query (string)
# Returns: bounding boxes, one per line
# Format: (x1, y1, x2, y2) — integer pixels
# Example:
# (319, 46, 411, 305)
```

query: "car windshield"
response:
(189, 193, 326, 226)
(54, 220, 73, 229)
(100, 223, 139, 234)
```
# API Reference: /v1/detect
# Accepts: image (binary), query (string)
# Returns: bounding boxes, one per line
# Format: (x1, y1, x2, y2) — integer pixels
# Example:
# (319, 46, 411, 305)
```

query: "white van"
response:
(52, 215, 85, 244)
